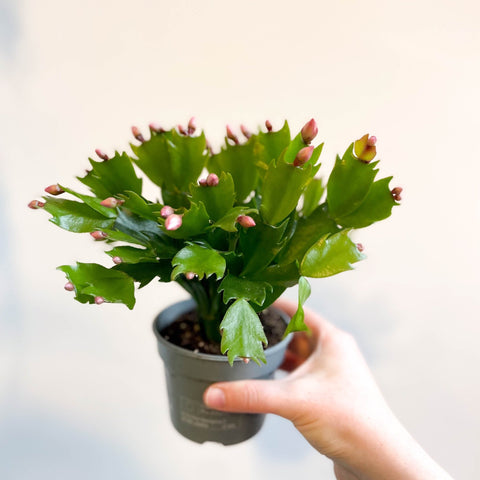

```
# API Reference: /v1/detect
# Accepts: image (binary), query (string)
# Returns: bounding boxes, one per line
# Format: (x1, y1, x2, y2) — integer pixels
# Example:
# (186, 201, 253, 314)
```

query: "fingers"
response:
(204, 379, 294, 418)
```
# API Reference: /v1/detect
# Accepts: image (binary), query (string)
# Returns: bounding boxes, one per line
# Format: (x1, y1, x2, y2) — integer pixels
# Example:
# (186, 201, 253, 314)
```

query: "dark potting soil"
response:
(160, 308, 287, 355)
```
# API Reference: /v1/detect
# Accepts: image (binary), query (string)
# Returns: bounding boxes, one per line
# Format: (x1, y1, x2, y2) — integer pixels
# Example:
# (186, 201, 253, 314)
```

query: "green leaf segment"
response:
(34, 121, 399, 363)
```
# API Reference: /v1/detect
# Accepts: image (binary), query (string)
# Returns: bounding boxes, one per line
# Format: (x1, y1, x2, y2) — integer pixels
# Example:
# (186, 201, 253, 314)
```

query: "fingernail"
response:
(205, 387, 225, 408)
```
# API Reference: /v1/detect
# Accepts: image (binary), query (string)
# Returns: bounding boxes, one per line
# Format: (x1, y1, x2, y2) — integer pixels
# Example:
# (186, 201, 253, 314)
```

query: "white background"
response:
(1, 1, 479, 478)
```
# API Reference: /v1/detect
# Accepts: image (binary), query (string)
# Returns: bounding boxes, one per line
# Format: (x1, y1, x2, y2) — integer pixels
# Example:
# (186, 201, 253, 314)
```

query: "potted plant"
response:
(28, 118, 401, 444)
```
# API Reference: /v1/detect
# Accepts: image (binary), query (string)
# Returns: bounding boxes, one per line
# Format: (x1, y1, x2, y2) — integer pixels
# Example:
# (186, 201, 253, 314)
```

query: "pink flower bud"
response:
(177, 124, 187, 135)
(44, 184, 64, 195)
(100, 197, 124, 208)
(149, 122, 164, 133)
(187, 117, 196, 135)
(293, 146, 314, 167)
(354, 134, 377, 163)
(301, 118, 318, 144)
(241, 357, 250, 364)
(356, 243, 365, 253)
(165, 214, 183, 231)
(206, 173, 219, 186)
(90, 231, 107, 240)
(265, 120, 273, 132)
(236, 215, 256, 228)
(112, 256, 122, 264)
(131, 126, 145, 142)
(240, 124, 251, 139)
(95, 149, 109, 161)
(28, 200, 45, 209)
(94, 296, 105, 305)
(198, 178, 208, 187)
(64, 282, 74, 291)
(160, 205, 174, 218)
(391, 187, 403, 201)
(226, 125, 239, 145)
(185, 272, 195, 280)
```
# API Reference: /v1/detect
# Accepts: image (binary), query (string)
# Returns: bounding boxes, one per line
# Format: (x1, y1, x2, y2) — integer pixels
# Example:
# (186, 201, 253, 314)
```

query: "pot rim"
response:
(153, 299, 292, 364)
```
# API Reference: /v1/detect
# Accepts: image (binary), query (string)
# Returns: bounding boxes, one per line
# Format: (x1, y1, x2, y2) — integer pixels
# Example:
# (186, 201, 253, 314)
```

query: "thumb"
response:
(203, 379, 293, 418)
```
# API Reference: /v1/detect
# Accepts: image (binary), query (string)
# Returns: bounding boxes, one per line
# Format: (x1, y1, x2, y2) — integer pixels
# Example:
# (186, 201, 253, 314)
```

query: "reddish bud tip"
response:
(293, 146, 314, 167)
(95, 149, 109, 161)
(131, 126, 145, 142)
(241, 357, 250, 364)
(206, 173, 219, 186)
(100, 197, 124, 208)
(198, 178, 208, 187)
(28, 200, 45, 209)
(356, 243, 365, 252)
(177, 124, 187, 135)
(94, 296, 105, 305)
(160, 205, 174, 218)
(90, 231, 107, 240)
(112, 256, 122, 264)
(367, 135, 377, 147)
(187, 117, 196, 135)
(265, 120, 273, 132)
(64, 282, 75, 291)
(236, 215, 256, 228)
(226, 125, 240, 144)
(240, 124, 251, 139)
(185, 272, 195, 280)
(149, 122, 164, 133)
(44, 184, 64, 195)
(391, 187, 403, 202)
(165, 214, 183, 231)
(301, 118, 318, 144)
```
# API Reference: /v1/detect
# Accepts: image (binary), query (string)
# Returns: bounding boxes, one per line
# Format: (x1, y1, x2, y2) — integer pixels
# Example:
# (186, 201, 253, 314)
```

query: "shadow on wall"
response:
(0, 405, 156, 480)
(0, 0, 20, 61)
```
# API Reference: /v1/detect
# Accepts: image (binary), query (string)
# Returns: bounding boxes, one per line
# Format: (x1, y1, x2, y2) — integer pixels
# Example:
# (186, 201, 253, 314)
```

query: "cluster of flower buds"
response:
(131, 126, 145, 143)
(301, 118, 318, 144)
(354, 134, 377, 163)
(226, 125, 240, 145)
(90, 231, 107, 240)
(95, 149, 109, 161)
(100, 197, 124, 208)
(293, 146, 314, 167)
(198, 173, 219, 187)
(44, 184, 64, 195)
(28, 200, 45, 209)
(391, 187, 403, 202)
(236, 215, 256, 228)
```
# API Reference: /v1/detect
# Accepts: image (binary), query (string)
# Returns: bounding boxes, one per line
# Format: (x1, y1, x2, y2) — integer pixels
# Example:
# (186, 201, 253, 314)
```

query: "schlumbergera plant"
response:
(29, 118, 402, 364)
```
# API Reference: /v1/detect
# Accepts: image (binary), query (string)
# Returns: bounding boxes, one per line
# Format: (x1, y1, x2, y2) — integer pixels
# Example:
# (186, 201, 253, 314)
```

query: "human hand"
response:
(204, 299, 452, 480)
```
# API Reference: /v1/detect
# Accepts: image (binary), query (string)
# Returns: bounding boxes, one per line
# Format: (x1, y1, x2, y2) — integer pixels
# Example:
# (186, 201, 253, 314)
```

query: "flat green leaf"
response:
(284, 276, 311, 336)
(43, 197, 115, 233)
(78, 151, 142, 197)
(283, 131, 306, 164)
(218, 274, 273, 306)
(326, 143, 378, 218)
(254, 121, 291, 165)
(162, 202, 211, 239)
(248, 262, 300, 288)
(300, 230, 365, 278)
(260, 156, 314, 225)
(209, 141, 258, 202)
(60, 186, 117, 218)
(113, 261, 172, 287)
(239, 218, 289, 276)
(212, 206, 258, 232)
(302, 178, 325, 218)
(190, 172, 235, 221)
(335, 177, 397, 228)
(171, 244, 226, 280)
(106, 246, 157, 263)
(220, 299, 268, 365)
(277, 204, 339, 265)
(119, 191, 162, 222)
(58, 262, 135, 309)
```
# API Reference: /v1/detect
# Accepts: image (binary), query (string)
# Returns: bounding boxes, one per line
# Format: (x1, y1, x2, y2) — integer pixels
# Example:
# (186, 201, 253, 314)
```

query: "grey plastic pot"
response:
(153, 299, 291, 445)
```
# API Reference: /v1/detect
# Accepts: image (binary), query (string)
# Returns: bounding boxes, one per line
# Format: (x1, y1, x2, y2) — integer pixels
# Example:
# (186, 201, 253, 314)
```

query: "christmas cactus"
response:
(29, 118, 401, 364)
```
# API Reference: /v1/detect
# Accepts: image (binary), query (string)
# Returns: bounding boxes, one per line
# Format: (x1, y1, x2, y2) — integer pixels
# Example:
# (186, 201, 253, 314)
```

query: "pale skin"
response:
(204, 299, 453, 480)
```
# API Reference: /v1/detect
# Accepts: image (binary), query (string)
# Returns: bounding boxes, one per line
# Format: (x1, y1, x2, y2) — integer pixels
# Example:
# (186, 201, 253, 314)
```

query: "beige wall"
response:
(1, 0, 479, 478)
